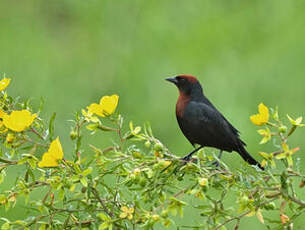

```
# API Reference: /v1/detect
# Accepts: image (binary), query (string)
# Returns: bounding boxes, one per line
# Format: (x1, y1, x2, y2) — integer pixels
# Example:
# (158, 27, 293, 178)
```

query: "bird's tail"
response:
(238, 146, 264, 170)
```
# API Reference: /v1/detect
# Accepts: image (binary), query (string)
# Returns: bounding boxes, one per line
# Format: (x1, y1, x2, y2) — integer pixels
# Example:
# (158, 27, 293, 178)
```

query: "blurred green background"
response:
(1, 0, 305, 229)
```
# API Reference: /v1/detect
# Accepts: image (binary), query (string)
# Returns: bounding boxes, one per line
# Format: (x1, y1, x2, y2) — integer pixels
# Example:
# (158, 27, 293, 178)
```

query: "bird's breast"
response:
(176, 92, 191, 117)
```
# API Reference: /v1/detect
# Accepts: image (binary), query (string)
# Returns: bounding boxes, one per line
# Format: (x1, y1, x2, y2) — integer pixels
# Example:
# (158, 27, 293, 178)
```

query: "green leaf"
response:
(25, 169, 35, 182)
(97, 213, 110, 221)
(1, 222, 10, 230)
(82, 167, 93, 176)
(99, 222, 109, 230)
(39, 224, 46, 230)
(48, 113, 56, 141)
(80, 177, 88, 187)
(129, 121, 134, 131)
(98, 124, 116, 131)
(272, 107, 279, 121)
(59, 188, 65, 200)
(14, 220, 27, 226)
(27, 158, 37, 170)
(0, 171, 5, 184)
(259, 152, 271, 160)
(86, 123, 99, 131)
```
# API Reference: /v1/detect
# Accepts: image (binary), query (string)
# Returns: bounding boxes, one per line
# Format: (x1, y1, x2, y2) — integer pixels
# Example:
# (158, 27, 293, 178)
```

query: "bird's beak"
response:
(165, 77, 178, 84)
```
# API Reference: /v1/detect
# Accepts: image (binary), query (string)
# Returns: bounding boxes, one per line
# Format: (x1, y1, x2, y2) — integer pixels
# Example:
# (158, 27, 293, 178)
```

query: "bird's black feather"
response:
(167, 75, 263, 170)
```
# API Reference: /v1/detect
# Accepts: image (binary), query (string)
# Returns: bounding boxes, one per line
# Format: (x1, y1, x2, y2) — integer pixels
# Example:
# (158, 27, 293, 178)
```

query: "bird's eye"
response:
(176, 76, 185, 82)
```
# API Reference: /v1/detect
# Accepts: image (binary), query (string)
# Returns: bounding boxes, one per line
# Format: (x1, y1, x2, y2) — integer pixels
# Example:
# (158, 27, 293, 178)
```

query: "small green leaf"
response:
(59, 188, 65, 200)
(272, 107, 279, 121)
(82, 167, 93, 176)
(39, 224, 46, 230)
(259, 152, 271, 160)
(86, 123, 99, 131)
(1, 222, 10, 230)
(97, 213, 110, 221)
(99, 222, 109, 230)
(80, 177, 88, 187)
(48, 113, 56, 141)
(0, 171, 5, 184)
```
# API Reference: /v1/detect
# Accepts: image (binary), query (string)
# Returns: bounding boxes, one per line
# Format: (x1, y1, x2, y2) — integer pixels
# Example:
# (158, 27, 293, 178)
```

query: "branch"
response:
(91, 187, 113, 217)
(215, 198, 278, 230)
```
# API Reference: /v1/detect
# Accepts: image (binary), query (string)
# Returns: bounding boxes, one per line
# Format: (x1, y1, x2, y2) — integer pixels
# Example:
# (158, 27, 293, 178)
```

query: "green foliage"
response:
(0, 81, 304, 230)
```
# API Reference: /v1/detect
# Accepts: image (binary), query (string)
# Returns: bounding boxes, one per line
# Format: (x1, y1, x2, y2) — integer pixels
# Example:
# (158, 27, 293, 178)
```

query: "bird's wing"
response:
(185, 101, 242, 150)
(200, 97, 240, 135)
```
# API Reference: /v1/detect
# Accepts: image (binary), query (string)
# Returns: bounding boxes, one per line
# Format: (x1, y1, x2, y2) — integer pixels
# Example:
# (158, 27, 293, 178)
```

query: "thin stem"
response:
(31, 127, 45, 140)
(91, 187, 113, 217)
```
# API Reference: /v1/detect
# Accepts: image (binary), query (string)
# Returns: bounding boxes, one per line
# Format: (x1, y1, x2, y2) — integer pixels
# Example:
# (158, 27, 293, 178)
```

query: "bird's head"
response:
(166, 75, 203, 98)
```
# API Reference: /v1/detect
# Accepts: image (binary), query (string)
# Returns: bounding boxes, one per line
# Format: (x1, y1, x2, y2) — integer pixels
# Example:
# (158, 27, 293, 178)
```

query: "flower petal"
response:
(99, 94, 119, 116)
(250, 103, 269, 126)
(258, 103, 269, 120)
(87, 103, 105, 117)
(128, 207, 134, 214)
(0, 78, 11, 91)
(127, 214, 133, 220)
(38, 152, 59, 167)
(48, 137, 63, 160)
(250, 114, 264, 126)
(120, 212, 127, 218)
(3, 110, 36, 132)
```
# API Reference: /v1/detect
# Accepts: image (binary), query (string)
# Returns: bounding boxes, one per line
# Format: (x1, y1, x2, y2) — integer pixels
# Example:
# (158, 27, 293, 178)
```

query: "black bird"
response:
(166, 75, 263, 170)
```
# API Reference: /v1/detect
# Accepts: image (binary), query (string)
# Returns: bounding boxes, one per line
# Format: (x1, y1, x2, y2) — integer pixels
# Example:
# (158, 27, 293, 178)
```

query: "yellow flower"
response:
(198, 178, 208, 187)
(38, 137, 64, 168)
(120, 206, 134, 220)
(87, 94, 119, 117)
(3, 110, 37, 132)
(0, 78, 11, 91)
(250, 103, 269, 126)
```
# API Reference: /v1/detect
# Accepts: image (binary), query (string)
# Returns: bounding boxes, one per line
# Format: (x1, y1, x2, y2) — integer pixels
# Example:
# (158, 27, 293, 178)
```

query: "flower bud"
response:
(133, 168, 141, 176)
(264, 202, 276, 210)
(132, 151, 143, 159)
(144, 141, 151, 148)
(70, 130, 78, 140)
(151, 214, 160, 222)
(139, 177, 147, 187)
(161, 210, 169, 218)
(154, 143, 163, 151)
(239, 195, 249, 204)
(6, 133, 15, 143)
(199, 178, 208, 187)
(278, 125, 287, 133)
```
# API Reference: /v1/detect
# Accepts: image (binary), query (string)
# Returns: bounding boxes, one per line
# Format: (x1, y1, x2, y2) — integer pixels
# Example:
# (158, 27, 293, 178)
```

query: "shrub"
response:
(0, 77, 304, 230)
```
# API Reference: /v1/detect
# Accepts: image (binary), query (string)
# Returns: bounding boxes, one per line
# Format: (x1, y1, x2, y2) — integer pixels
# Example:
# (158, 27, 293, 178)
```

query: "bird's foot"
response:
(209, 150, 223, 168)
(180, 146, 203, 163)
(181, 155, 192, 162)
(210, 160, 220, 168)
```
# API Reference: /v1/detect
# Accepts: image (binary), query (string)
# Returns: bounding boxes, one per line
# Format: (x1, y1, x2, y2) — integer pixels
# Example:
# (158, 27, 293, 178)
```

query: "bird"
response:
(166, 75, 263, 170)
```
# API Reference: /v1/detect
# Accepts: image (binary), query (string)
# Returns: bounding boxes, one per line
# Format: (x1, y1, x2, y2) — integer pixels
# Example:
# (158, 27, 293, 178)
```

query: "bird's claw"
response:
(180, 155, 193, 163)
(210, 160, 220, 168)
